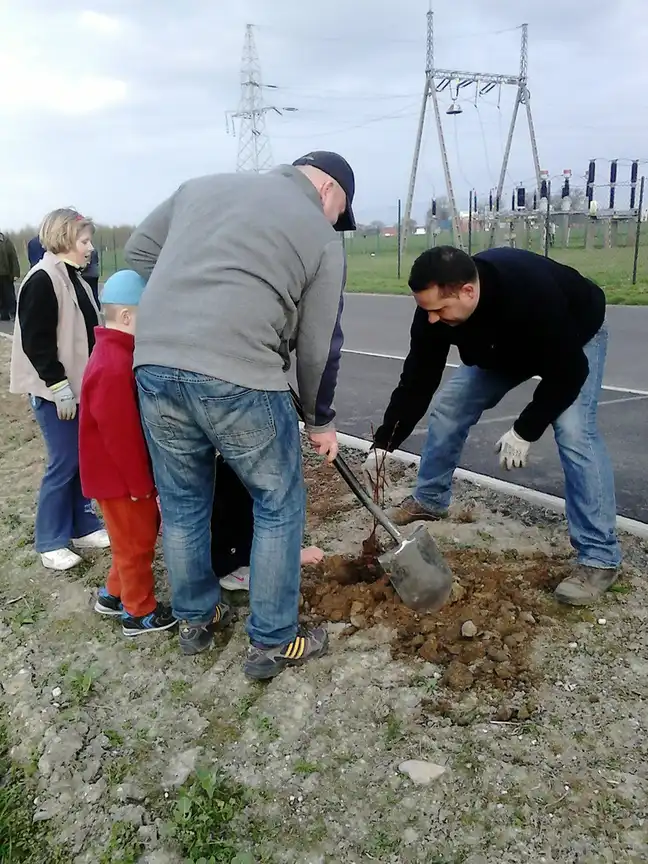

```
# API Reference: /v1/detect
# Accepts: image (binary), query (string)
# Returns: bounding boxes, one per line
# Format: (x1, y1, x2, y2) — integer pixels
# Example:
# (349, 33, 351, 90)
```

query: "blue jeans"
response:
(31, 396, 102, 553)
(135, 366, 306, 647)
(414, 325, 621, 569)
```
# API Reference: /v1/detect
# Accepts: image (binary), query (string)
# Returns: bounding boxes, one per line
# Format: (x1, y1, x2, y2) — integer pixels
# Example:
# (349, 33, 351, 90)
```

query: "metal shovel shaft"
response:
(329, 453, 403, 545)
(289, 385, 453, 613)
(288, 385, 402, 543)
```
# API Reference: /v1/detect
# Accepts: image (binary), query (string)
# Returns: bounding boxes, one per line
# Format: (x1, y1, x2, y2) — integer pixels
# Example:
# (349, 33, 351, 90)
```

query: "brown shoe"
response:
(554, 565, 618, 606)
(386, 495, 448, 527)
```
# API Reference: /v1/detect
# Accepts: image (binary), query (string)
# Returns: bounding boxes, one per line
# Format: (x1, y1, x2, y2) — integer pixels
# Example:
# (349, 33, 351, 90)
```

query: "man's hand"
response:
(308, 428, 338, 464)
(495, 428, 531, 470)
(49, 379, 76, 421)
(361, 448, 392, 491)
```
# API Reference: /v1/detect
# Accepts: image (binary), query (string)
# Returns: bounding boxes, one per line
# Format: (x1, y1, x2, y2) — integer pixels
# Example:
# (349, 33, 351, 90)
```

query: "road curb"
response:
(5, 318, 644, 541)
(331, 429, 648, 542)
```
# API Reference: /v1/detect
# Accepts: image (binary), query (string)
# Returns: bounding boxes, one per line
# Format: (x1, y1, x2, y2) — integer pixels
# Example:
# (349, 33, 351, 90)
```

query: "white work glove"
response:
(49, 379, 77, 421)
(361, 448, 392, 490)
(495, 427, 530, 470)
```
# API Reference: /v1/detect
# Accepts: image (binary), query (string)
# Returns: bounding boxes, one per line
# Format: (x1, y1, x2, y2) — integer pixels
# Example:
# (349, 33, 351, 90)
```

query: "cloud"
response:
(78, 9, 122, 35)
(1, 0, 647, 230)
(0, 6, 127, 119)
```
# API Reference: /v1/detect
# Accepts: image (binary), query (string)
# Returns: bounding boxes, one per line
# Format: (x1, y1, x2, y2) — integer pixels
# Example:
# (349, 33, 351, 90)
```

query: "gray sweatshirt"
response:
(125, 165, 346, 430)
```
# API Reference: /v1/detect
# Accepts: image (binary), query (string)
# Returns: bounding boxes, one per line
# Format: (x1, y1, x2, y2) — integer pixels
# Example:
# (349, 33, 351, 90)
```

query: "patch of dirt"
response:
(303, 458, 359, 527)
(2, 336, 648, 864)
(303, 450, 407, 529)
(302, 547, 572, 691)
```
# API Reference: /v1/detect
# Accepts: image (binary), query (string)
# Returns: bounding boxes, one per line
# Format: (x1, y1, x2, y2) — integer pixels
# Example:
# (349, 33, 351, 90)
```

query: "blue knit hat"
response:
(100, 270, 147, 306)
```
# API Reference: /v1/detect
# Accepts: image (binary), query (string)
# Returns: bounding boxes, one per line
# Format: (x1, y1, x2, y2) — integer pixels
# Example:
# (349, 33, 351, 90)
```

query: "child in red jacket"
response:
(79, 270, 176, 636)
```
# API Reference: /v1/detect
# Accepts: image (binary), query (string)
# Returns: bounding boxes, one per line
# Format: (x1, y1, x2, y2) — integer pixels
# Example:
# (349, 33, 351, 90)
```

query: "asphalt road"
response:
(338, 296, 648, 523)
(2, 299, 646, 521)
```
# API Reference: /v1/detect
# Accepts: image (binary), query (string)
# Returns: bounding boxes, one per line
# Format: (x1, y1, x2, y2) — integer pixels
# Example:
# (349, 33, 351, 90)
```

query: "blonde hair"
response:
(39, 208, 95, 255)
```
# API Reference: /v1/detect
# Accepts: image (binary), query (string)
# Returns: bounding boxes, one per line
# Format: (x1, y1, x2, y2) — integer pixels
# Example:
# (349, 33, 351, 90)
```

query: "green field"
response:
(13, 229, 648, 305)
(343, 232, 648, 304)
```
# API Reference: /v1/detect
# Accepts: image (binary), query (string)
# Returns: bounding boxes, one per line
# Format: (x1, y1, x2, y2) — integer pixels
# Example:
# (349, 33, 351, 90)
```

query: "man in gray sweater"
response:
(125, 151, 355, 679)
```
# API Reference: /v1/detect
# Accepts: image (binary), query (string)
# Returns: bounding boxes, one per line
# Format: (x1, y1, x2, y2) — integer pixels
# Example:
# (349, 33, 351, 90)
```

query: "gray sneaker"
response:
(179, 603, 233, 655)
(554, 566, 618, 606)
(243, 626, 329, 680)
(386, 495, 448, 527)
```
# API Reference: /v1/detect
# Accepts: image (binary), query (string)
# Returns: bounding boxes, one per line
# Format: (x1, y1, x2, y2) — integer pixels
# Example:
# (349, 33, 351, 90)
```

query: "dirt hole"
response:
(302, 548, 574, 692)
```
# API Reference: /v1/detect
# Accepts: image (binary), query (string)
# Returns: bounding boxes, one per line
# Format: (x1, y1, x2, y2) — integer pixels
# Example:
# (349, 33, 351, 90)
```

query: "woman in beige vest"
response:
(10, 209, 110, 571)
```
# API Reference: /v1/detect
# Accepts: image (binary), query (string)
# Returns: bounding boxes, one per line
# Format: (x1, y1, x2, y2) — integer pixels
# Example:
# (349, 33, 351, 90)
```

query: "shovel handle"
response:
(289, 386, 403, 546)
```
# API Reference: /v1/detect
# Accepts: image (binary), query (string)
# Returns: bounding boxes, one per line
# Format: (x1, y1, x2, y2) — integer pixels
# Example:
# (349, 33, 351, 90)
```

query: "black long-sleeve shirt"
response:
(18, 264, 98, 388)
(373, 247, 606, 449)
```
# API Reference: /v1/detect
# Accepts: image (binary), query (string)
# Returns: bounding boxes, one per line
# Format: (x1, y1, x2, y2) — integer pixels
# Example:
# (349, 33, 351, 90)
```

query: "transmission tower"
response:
(226, 24, 297, 173)
(401, 11, 542, 253)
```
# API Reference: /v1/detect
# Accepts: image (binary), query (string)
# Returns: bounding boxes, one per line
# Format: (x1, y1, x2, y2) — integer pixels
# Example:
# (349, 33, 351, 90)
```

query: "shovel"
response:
(289, 387, 454, 613)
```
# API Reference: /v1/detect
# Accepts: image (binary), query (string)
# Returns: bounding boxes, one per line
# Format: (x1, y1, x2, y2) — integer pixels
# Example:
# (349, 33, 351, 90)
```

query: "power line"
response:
(254, 23, 522, 45)
(272, 101, 420, 140)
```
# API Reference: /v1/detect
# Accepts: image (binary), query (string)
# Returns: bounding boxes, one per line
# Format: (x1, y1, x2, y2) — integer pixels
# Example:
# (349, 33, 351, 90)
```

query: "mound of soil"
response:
(302, 548, 573, 691)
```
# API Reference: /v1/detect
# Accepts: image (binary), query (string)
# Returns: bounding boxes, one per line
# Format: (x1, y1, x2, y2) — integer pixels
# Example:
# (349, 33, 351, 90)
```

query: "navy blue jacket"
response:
(84, 249, 99, 279)
(27, 236, 45, 267)
(374, 247, 606, 447)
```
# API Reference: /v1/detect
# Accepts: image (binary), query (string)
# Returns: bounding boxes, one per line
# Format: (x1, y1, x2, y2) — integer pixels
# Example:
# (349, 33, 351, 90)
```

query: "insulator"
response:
(586, 160, 596, 204)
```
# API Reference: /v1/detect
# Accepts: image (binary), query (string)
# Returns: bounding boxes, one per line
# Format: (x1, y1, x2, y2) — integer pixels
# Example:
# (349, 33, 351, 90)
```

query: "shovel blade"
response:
(379, 525, 453, 613)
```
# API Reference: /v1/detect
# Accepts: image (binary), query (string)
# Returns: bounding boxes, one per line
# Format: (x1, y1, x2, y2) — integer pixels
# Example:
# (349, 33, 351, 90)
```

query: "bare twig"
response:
(544, 790, 570, 809)
(5, 595, 25, 606)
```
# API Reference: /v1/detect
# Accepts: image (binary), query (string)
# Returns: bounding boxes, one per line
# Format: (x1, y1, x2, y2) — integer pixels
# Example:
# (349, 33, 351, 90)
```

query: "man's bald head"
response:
(292, 151, 356, 232)
(296, 164, 348, 228)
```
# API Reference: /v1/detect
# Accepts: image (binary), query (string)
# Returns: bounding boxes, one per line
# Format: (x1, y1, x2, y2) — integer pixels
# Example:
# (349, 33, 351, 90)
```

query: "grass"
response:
(14, 229, 647, 304)
(166, 769, 253, 864)
(0, 718, 71, 863)
(343, 233, 648, 303)
(383, 712, 404, 748)
(68, 665, 101, 705)
(98, 822, 143, 864)
(293, 759, 321, 775)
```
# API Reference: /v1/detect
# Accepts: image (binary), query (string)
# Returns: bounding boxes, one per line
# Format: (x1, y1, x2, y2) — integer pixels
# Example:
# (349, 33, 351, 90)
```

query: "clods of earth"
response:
(0, 334, 647, 864)
(302, 547, 570, 695)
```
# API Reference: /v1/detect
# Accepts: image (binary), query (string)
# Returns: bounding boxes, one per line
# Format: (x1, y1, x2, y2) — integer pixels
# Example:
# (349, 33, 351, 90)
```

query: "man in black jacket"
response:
(363, 245, 621, 606)
(0, 232, 20, 320)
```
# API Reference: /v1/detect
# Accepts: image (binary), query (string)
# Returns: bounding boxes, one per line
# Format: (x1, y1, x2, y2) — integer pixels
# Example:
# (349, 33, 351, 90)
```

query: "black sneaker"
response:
(121, 603, 177, 637)
(94, 588, 123, 617)
(178, 604, 233, 655)
(243, 625, 329, 681)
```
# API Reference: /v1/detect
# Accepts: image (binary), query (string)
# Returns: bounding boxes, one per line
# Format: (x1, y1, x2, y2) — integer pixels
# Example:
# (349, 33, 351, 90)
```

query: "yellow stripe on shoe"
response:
(283, 636, 305, 660)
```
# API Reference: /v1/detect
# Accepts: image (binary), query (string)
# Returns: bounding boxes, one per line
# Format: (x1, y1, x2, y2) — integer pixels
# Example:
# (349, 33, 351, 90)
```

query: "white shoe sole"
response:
(93, 602, 123, 617)
(122, 620, 178, 637)
(219, 576, 250, 592)
(72, 537, 110, 550)
(41, 553, 82, 571)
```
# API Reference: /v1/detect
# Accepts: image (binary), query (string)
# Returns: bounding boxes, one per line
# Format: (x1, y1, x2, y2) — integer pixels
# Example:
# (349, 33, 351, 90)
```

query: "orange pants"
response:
(99, 496, 160, 618)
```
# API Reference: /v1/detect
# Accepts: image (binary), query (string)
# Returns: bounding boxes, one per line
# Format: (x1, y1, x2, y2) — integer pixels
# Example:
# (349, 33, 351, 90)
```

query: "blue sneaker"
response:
(121, 603, 177, 637)
(94, 589, 123, 617)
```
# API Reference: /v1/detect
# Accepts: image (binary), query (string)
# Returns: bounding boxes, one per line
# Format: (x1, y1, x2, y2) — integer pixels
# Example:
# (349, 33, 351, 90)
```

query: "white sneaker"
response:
(41, 548, 83, 571)
(72, 529, 110, 550)
(219, 566, 250, 592)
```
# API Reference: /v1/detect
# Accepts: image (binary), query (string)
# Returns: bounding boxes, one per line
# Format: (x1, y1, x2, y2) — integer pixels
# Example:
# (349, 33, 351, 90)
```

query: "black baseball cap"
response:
(292, 150, 356, 232)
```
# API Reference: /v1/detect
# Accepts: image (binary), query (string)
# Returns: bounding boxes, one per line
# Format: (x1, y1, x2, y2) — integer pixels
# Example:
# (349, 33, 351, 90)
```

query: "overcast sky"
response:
(2, 0, 647, 230)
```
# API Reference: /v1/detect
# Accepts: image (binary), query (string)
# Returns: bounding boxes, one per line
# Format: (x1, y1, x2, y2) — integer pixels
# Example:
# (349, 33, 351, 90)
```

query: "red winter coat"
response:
(79, 327, 155, 500)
